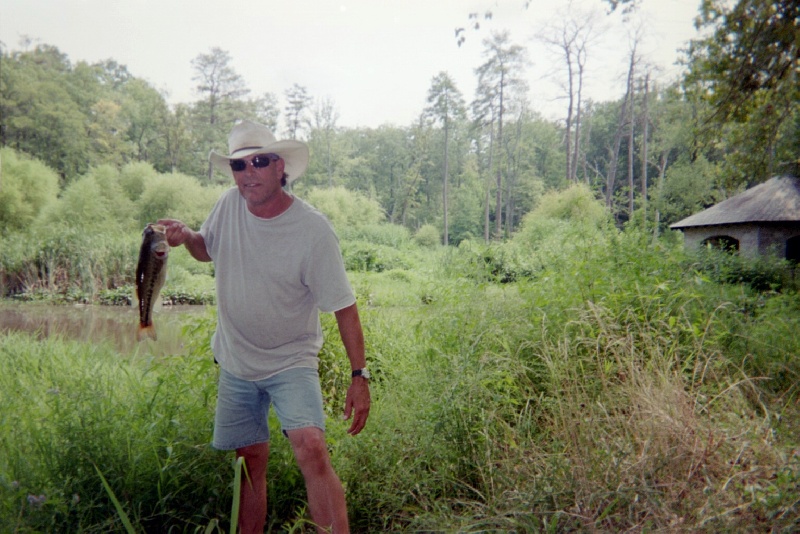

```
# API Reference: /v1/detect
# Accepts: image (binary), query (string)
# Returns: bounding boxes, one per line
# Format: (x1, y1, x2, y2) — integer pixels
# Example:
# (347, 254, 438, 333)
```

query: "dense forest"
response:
(2, 0, 796, 245)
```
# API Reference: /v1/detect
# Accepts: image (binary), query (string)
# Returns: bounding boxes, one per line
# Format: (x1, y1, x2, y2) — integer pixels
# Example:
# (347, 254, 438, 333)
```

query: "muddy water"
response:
(0, 301, 209, 356)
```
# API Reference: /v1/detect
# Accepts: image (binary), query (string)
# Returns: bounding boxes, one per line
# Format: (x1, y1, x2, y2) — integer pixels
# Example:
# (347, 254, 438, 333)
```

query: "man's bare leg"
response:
(236, 442, 269, 534)
(287, 428, 349, 533)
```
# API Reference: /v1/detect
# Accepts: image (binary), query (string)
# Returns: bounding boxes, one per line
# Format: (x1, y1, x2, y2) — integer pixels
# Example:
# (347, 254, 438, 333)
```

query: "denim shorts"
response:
(212, 366, 326, 450)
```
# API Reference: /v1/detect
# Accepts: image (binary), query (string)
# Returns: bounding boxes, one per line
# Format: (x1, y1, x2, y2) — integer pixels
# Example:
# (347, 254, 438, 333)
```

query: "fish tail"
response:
(137, 323, 157, 342)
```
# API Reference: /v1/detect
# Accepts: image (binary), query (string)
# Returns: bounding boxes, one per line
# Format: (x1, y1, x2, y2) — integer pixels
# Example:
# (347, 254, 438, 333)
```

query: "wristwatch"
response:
(351, 368, 371, 380)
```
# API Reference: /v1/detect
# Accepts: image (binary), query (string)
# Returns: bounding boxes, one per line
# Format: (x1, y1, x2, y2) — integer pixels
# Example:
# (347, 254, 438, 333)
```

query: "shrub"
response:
(136, 173, 222, 229)
(118, 161, 160, 202)
(36, 166, 137, 233)
(689, 245, 793, 292)
(0, 148, 60, 233)
(339, 223, 412, 248)
(524, 182, 608, 226)
(446, 240, 535, 283)
(414, 224, 441, 248)
(341, 241, 411, 273)
(303, 187, 385, 230)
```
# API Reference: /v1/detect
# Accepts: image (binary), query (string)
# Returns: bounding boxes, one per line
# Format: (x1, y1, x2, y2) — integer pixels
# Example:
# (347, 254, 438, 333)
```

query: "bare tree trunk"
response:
(494, 75, 505, 239)
(484, 119, 495, 243)
(607, 45, 636, 216)
(571, 57, 584, 182)
(565, 45, 574, 183)
(605, 98, 628, 210)
(582, 107, 592, 184)
(652, 152, 668, 240)
(627, 74, 635, 220)
(640, 72, 649, 226)
(504, 115, 523, 236)
(443, 114, 450, 246)
(537, 9, 601, 184)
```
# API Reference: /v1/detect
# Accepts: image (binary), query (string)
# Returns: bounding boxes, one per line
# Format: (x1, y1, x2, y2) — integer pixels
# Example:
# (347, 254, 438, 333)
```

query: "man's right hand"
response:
(157, 219, 212, 262)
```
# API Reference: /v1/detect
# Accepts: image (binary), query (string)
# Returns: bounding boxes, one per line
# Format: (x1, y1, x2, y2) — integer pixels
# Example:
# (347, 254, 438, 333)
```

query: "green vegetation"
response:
(3, 0, 798, 247)
(1, 2, 798, 527)
(2, 184, 798, 531)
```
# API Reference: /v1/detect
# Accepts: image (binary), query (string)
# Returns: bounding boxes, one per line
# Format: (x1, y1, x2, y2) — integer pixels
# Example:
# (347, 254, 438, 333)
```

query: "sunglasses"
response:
(229, 154, 279, 172)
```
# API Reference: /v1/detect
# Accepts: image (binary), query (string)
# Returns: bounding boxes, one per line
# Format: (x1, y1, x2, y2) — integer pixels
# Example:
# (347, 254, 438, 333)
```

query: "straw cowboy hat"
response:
(209, 120, 309, 184)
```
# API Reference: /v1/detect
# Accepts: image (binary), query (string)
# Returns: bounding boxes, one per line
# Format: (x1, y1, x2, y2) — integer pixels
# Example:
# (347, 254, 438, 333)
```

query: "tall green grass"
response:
(2, 225, 799, 532)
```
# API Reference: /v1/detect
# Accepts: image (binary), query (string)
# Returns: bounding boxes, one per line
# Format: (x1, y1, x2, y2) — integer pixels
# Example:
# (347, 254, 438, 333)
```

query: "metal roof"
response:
(670, 175, 800, 229)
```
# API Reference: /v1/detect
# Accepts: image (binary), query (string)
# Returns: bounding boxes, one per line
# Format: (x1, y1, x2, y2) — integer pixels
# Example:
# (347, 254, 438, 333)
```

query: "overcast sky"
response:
(1, 0, 702, 131)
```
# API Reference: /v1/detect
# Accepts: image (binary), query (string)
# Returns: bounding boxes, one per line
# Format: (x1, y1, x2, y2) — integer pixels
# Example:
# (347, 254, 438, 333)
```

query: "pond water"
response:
(0, 301, 210, 356)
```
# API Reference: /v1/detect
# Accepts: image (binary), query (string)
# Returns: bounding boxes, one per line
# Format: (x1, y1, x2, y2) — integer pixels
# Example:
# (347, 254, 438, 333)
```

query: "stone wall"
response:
(680, 223, 800, 259)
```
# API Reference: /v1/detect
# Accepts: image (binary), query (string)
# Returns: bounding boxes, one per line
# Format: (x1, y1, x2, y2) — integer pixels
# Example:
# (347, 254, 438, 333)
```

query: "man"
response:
(158, 120, 370, 534)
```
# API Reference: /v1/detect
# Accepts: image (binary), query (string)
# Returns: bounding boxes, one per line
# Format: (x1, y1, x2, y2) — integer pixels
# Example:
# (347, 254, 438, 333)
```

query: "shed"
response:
(670, 175, 800, 262)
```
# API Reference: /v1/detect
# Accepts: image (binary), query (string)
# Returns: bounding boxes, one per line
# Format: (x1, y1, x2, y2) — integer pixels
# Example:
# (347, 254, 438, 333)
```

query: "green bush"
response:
(0, 148, 60, 233)
(689, 245, 793, 292)
(525, 182, 609, 225)
(414, 224, 441, 248)
(303, 186, 385, 231)
(35, 166, 136, 233)
(118, 161, 160, 202)
(339, 222, 412, 248)
(341, 240, 411, 273)
(136, 173, 223, 229)
(446, 240, 535, 283)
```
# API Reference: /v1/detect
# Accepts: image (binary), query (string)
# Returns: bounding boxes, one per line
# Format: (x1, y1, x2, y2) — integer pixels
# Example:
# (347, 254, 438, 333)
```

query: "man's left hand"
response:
(344, 378, 370, 435)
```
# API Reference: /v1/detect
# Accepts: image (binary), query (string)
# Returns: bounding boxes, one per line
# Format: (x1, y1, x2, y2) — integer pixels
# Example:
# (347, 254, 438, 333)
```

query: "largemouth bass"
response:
(136, 223, 169, 341)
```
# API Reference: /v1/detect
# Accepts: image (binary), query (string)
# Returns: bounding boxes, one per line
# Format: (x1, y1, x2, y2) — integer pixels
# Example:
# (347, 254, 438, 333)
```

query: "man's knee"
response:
(287, 428, 331, 472)
(237, 442, 270, 475)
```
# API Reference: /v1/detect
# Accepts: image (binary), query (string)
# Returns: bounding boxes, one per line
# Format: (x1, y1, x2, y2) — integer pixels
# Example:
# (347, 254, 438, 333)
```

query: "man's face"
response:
(230, 153, 286, 210)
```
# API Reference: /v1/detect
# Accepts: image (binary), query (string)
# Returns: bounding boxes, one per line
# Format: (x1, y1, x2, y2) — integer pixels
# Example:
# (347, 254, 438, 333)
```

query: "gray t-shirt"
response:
(200, 188, 355, 381)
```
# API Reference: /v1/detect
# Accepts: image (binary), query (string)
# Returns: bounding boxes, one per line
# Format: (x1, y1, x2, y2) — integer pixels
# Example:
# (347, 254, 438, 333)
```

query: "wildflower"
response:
(27, 494, 46, 508)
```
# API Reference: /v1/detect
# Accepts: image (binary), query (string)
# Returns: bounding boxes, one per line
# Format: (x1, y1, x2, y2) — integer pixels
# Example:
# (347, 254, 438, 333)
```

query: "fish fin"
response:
(137, 323, 157, 342)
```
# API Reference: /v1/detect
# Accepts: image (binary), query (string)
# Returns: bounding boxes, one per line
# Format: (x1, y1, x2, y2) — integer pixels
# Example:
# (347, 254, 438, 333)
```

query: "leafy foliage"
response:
(135, 172, 223, 229)
(0, 148, 60, 233)
(302, 186, 385, 230)
(37, 165, 136, 233)
(684, 0, 800, 184)
(413, 224, 441, 248)
(2, 213, 800, 531)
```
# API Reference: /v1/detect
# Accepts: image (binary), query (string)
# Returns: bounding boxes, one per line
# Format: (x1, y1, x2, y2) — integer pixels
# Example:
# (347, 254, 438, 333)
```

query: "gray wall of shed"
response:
(681, 223, 800, 258)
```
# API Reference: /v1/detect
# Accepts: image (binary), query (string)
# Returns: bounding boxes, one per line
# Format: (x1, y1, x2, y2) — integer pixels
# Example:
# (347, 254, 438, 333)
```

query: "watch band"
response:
(352, 368, 370, 380)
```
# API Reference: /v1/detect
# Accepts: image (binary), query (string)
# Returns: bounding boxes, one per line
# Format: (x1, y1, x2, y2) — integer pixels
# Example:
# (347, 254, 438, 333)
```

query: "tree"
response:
(604, 39, 638, 216)
(684, 0, 799, 184)
(191, 48, 249, 181)
(0, 44, 91, 181)
(473, 31, 529, 239)
(308, 97, 340, 188)
(647, 83, 695, 235)
(538, 5, 603, 183)
(121, 79, 171, 171)
(251, 92, 280, 132)
(425, 72, 466, 245)
(284, 84, 312, 140)
(602, 0, 641, 14)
